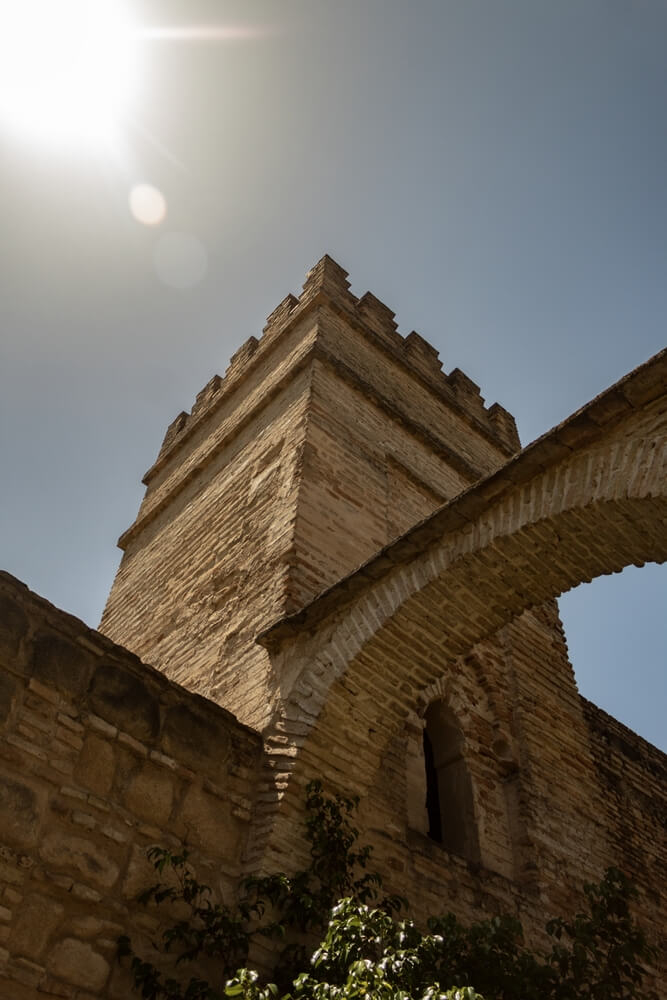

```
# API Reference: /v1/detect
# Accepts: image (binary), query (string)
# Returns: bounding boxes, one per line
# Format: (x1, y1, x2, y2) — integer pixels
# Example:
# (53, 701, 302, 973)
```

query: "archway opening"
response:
(558, 562, 666, 752)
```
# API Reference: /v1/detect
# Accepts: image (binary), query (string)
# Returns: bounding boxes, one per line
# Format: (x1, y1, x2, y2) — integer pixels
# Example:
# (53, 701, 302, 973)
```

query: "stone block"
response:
(161, 702, 230, 779)
(40, 833, 120, 890)
(178, 785, 239, 857)
(0, 673, 17, 725)
(30, 632, 94, 700)
(46, 938, 110, 992)
(87, 665, 159, 742)
(0, 773, 44, 848)
(121, 843, 156, 900)
(7, 955, 44, 988)
(74, 733, 115, 797)
(124, 761, 174, 826)
(0, 592, 29, 667)
(35, 974, 73, 997)
(0, 974, 48, 1000)
(71, 882, 102, 903)
(8, 894, 63, 961)
(65, 915, 123, 940)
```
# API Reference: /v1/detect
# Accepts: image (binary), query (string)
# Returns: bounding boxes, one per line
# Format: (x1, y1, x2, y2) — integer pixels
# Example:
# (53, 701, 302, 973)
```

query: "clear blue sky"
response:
(0, 0, 664, 749)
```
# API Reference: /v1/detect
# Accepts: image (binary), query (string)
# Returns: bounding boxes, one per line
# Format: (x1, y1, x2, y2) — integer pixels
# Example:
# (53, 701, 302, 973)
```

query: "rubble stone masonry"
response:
(0, 572, 261, 999)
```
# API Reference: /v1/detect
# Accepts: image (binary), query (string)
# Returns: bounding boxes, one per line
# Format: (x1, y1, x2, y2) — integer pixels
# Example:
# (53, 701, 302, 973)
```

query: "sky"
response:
(0, 0, 664, 750)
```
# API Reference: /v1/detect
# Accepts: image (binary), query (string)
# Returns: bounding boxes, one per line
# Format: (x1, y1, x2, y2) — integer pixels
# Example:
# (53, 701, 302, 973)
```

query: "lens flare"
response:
(0, 0, 139, 149)
(129, 184, 167, 226)
(153, 233, 208, 290)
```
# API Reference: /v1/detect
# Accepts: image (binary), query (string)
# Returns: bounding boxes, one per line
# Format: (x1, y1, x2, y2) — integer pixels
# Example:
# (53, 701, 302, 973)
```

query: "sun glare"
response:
(0, 0, 139, 149)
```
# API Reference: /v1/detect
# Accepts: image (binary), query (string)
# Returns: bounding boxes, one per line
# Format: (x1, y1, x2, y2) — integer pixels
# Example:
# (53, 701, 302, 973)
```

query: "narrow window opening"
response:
(423, 728, 442, 842)
(423, 701, 480, 862)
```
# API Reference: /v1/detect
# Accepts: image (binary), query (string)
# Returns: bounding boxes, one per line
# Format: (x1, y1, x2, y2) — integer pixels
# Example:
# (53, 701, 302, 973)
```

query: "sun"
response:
(0, 0, 139, 149)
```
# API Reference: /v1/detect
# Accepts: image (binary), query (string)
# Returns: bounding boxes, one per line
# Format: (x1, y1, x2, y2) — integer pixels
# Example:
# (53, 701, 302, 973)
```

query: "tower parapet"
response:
(144, 255, 518, 496)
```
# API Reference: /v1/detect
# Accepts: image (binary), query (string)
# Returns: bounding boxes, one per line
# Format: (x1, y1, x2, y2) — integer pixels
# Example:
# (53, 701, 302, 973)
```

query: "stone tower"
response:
(100, 256, 519, 730)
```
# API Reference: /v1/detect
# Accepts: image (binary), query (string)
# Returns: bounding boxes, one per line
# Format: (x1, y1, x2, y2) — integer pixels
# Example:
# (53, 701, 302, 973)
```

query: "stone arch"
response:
(252, 360, 666, 876)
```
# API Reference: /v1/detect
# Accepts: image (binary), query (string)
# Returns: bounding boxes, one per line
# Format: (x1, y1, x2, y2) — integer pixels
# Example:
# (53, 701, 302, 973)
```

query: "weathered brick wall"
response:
(285, 332, 509, 609)
(259, 605, 604, 924)
(583, 699, 667, 879)
(100, 317, 317, 731)
(252, 608, 666, 987)
(0, 572, 261, 1000)
(582, 698, 667, 960)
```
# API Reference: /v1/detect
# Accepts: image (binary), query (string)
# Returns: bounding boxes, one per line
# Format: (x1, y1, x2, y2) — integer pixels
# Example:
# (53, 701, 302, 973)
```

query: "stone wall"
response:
(0, 572, 261, 1000)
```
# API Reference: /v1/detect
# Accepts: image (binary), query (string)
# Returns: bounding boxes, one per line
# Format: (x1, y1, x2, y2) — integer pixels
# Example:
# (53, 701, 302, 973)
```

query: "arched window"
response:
(423, 701, 479, 862)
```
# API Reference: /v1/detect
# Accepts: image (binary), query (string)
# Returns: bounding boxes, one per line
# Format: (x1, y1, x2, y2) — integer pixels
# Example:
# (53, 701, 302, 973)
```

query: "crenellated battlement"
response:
(357, 290, 401, 347)
(147, 255, 519, 484)
(262, 293, 299, 337)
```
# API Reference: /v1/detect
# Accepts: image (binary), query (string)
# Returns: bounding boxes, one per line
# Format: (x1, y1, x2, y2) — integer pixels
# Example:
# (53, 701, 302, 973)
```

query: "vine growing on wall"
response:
(119, 781, 657, 1000)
